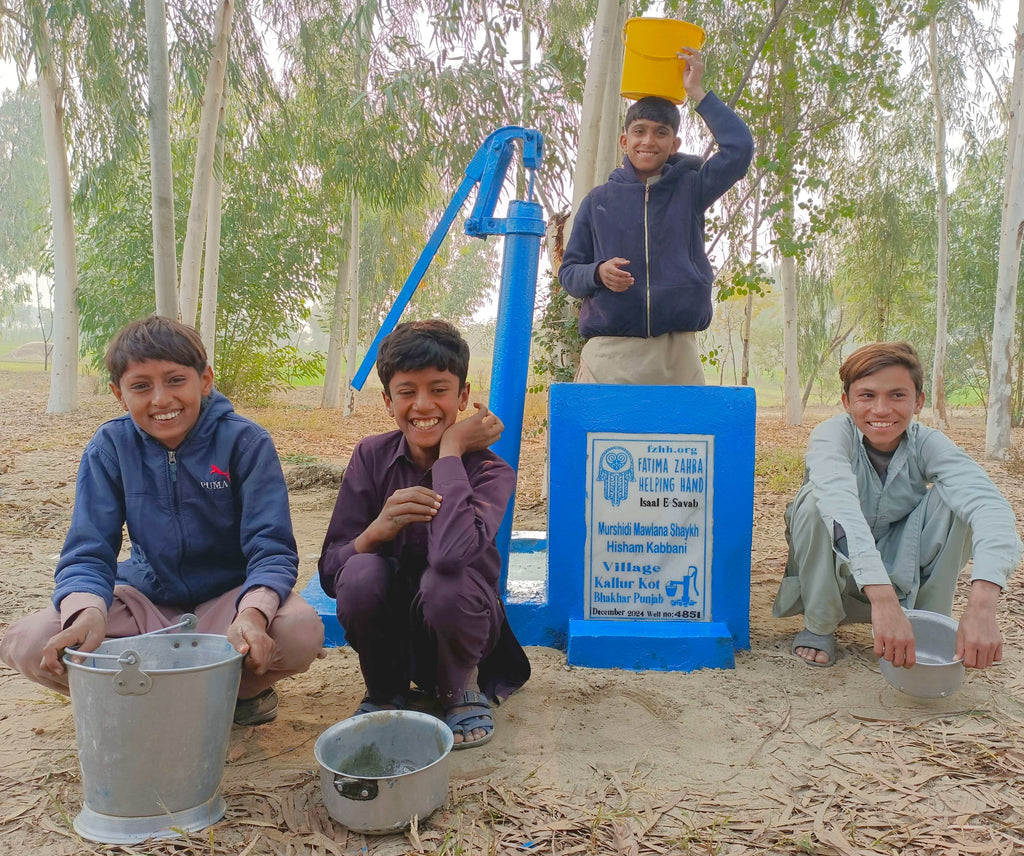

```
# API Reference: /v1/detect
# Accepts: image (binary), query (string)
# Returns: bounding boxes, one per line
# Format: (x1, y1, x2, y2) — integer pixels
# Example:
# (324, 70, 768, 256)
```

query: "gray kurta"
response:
(773, 414, 1021, 634)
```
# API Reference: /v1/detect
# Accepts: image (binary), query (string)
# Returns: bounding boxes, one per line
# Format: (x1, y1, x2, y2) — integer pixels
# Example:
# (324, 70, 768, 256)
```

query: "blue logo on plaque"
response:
(597, 446, 634, 507)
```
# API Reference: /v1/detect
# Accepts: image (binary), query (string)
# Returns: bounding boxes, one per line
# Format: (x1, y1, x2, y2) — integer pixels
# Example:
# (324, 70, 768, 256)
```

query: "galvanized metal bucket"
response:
(64, 618, 243, 844)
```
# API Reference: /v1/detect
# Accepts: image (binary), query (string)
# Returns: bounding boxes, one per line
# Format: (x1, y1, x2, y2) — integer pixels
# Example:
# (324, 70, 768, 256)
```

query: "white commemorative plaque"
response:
(585, 433, 714, 620)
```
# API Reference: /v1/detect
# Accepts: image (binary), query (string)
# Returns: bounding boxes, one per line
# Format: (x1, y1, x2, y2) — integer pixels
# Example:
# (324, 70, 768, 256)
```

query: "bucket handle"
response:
(333, 775, 379, 802)
(63, 613, 199, 663)
(621, 23, 706, 60)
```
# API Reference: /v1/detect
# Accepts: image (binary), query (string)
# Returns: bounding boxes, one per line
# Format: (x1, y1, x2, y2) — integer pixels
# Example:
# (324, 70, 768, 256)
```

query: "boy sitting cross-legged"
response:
(0, 316, 325, 726)
(318, 320, 530, 749)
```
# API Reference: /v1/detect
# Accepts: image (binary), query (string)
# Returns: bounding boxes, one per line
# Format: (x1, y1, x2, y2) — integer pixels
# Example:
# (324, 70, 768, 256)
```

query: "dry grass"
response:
(4, 373, 1024, 855)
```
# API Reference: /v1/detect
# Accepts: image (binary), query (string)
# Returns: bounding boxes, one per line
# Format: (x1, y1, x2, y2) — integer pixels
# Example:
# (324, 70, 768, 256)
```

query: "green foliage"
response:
(532, 274, 583, 384)
(216, 344, 324, 405)
(0, 88, 48, 319)
(77, 105, 330, 399)
(717, 267, 771, 302)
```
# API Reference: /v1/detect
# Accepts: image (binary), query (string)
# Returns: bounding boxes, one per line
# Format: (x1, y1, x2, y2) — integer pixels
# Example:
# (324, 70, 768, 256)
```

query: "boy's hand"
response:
(956, 580, 1002, 668)
(358, 486, 442, 551)
(679, 47, 706, 103)
(41, 606, 107, 676)
(439, 403, 504, 458)
(599, 258, 634, 292)
(865, 584, 916, 668)
(228, 607, 276, 675)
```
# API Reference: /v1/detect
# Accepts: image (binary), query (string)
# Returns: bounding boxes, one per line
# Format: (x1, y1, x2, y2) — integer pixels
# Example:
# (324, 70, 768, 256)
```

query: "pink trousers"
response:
(0, 585, 325, 700)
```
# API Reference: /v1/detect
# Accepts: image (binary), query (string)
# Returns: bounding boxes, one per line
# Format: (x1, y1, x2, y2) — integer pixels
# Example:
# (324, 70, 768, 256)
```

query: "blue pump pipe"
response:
(348, 128, 545, 591)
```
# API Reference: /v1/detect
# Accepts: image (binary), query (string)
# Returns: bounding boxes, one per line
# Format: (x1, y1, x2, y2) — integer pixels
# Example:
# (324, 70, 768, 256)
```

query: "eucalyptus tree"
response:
(947, 136, 1007, 408)
(177, 0, 232, 328)
(277, 0, 595, 408)
(987, 0, 1024, 458)
(926, 13, 951, 426)
(145, 0, 177, 317)
(76, 102, 328, 401)
(0, 87, 47, 316)
(832, 100, 936, 347)
(900, 0, 1007, 425)
(752, 0, 904, 424)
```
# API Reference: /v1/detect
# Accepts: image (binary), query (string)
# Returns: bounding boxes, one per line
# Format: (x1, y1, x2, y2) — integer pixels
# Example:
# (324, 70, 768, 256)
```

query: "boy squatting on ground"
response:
(318, 320, 530, 749)
(0, 316, 324, 725)
(773, 342, 1021, 669)
(558, 48, 753, 386)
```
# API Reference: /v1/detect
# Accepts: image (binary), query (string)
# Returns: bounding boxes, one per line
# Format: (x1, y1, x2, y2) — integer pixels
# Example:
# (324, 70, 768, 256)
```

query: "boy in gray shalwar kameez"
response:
(773, 342, 1020, 668)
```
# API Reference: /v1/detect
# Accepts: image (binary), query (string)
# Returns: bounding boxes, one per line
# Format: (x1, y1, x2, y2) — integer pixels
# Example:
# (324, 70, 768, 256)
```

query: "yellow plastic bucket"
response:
(620, 18, 706, 104)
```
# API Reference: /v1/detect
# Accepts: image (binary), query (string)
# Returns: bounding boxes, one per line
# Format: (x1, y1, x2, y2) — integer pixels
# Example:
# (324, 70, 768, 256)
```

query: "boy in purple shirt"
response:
(318, 320, 530, 748)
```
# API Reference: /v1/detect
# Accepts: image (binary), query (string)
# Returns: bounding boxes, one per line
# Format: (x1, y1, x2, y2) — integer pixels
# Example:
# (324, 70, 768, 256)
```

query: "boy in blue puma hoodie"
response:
(559, 48, 753, 385)
(0, 316, 324, 726)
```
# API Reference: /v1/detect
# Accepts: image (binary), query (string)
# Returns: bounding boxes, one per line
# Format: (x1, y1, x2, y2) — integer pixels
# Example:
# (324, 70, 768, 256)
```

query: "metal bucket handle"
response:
(63, 614, 198, 696)
(333, 775, 379, 802)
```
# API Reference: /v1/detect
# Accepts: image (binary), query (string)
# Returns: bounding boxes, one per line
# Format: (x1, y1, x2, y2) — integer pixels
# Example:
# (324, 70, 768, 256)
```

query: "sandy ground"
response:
(2, 369, 1024, 855)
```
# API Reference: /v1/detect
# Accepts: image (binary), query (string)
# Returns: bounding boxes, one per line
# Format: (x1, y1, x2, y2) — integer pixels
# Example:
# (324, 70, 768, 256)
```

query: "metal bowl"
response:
(879, 609, 964, 698)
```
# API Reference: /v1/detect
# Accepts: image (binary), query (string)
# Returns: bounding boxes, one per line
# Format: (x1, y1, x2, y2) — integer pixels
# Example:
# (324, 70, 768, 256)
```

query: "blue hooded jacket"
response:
(52, 390, 299, 611)
(559, 91, 753, 339)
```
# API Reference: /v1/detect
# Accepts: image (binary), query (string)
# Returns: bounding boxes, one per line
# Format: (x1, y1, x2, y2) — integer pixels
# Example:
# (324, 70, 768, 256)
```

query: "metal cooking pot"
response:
(314, 710, 454, 834)
(879, 609, 964, 698)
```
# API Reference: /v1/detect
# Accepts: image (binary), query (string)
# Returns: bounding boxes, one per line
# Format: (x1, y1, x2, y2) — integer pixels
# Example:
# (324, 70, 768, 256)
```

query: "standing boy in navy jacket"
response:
(0, 316, 324, 726)
(559, 48, 753, 385)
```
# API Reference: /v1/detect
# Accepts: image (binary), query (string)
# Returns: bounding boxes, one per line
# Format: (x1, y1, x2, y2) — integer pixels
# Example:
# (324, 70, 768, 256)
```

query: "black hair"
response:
(624, 96, 681, 134)
(376, 320, 470, 396)
(105, 315, 208, 386)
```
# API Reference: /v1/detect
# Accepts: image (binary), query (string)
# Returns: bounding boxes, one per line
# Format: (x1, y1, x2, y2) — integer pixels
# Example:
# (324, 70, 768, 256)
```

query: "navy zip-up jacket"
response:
(559, 91, 753, 339)
(52, 390, 299, 611)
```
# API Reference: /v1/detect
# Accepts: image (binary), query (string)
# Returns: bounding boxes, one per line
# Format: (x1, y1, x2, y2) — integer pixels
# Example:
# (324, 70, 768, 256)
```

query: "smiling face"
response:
(842, 365, 924, 453)
(384, 367, 469, 469)
(620, 119, 681, 181)
(111, 359, 214, 450)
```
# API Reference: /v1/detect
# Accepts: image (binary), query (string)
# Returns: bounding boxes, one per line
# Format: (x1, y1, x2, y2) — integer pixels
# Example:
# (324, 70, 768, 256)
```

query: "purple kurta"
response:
(318, 430, 530, 703)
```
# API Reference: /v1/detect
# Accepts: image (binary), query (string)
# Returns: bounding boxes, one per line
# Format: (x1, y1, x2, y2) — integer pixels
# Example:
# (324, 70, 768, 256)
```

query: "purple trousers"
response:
(335, 553, 505, 706)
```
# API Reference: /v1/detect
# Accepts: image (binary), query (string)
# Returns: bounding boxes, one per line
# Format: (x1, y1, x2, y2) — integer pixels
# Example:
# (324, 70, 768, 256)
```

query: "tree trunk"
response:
(179, 0, 233, 327)
(777, 1, 801, 426)
(568, 0, 623, 221)
(549, 0, 623, 386)
(199, 101, 226, 370)
(145, 0, 178, 318)
(594, 0, 628, 185)
(342, 193, 361, 417)
(929, 18, 949, 428)
(986, 0, 1024, 459)
(321, 212, 352, 410)
(801, 313, 855, 409)
(34, 272, 52, 373)
(780, 250, 801, 423)
(741, 182, 762, 385)
(36, 21, 79, 414)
